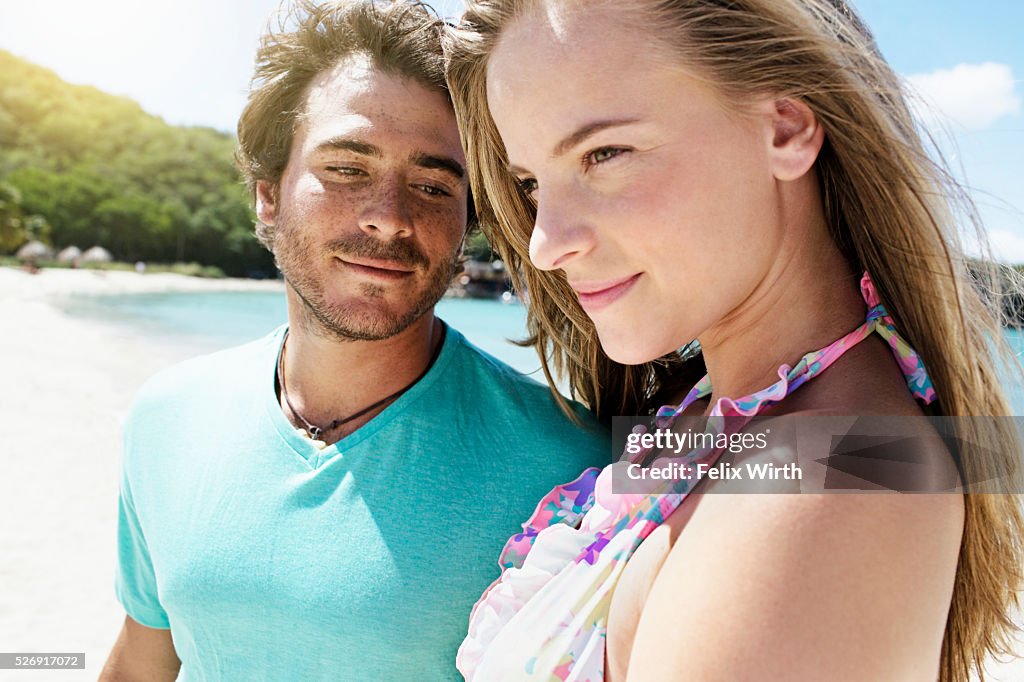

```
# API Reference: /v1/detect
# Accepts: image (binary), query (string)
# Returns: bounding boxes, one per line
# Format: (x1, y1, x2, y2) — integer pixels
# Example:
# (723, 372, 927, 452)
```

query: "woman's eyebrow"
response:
(507, 117, 642, 176)
(552, 118, 640, 157)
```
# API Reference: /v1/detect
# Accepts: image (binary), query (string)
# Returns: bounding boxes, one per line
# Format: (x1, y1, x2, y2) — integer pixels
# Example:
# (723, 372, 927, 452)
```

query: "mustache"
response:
(325, 234, 430, 270)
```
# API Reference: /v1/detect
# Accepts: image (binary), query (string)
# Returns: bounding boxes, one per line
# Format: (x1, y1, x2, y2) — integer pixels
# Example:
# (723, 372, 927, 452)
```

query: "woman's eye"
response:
(586, 147, 627, 165)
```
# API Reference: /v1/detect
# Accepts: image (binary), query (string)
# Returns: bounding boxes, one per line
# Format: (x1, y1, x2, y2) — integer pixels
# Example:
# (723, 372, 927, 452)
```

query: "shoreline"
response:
(0, 264, 284, 302)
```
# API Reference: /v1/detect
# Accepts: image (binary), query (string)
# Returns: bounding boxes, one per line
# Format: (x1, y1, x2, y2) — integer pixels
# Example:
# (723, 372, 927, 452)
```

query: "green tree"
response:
(0, 181, 51, 253)
(464, 229, 495, 261)
(0, 181, 25, 253)
(0, 49, 277, 276)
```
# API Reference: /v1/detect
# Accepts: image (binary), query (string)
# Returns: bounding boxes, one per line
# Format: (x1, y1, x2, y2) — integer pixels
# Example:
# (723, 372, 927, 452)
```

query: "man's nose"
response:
(358, 177, 414, 239)
(528, 186, 595, 271)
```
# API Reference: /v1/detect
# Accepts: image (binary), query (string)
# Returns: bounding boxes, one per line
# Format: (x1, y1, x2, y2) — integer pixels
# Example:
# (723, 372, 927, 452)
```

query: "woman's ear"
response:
(764, 98, 825, 181)
(256, 180, 278, 227)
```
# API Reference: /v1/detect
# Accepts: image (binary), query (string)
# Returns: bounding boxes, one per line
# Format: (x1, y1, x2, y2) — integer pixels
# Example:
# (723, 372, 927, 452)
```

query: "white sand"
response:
(0, 265, 1022, 680)
(0, 267, 281, 680)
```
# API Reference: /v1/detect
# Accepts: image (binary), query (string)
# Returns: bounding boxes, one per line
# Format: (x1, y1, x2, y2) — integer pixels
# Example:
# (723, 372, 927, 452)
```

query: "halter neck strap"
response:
(656, 272, 936, 423)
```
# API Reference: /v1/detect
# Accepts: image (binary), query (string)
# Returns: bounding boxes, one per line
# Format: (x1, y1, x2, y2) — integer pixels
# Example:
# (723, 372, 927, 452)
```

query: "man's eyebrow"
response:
(312, 139, 464, 179)
(412, 153, 466, 180)
(315, 137, 382, 157)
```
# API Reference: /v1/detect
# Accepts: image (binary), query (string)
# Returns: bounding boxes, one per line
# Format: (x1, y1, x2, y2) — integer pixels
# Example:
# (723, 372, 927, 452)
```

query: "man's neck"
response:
(278, 288, 443, 443)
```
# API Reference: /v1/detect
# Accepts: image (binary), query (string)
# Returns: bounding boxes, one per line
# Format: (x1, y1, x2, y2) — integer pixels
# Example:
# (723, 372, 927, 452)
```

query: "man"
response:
(99, 2, 608, 680)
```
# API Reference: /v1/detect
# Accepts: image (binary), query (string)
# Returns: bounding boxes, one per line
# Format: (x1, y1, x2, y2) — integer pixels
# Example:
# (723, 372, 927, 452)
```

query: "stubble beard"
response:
(272, 219, 459, 342)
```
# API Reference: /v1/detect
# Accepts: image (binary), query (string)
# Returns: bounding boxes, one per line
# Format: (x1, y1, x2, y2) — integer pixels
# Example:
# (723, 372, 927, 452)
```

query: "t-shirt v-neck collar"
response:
(262, 323, 458, 469)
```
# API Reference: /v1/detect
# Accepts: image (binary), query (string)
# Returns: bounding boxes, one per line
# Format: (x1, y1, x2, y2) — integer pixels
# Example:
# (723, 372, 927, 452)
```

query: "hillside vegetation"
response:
(0, 50, 274, 277)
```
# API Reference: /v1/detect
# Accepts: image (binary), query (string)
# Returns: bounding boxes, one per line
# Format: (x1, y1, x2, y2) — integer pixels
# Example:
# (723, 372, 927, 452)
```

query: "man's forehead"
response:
(304, 53, 378, 107)
(297, 55, 461, 158)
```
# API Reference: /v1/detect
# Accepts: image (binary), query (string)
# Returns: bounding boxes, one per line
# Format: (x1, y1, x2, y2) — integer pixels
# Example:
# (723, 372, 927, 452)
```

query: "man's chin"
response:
(314, 296, 433, 341)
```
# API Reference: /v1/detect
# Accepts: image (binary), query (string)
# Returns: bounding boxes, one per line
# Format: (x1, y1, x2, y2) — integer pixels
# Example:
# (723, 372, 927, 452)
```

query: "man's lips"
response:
(335, 256, 417, 280)
(569, 274, 642, 312)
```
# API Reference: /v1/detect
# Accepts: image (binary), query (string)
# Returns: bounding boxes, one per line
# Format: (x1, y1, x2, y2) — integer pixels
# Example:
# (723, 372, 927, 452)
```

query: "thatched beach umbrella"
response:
(57, 246, 82, 263)
(81, 246, 113, 263)
(15, 240, 54, 262)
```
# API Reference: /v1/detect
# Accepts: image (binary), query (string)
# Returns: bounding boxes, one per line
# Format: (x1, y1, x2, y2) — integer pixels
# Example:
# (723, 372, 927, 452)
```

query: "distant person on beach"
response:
(99, 2, 607, 680)
(445, 0, 1023, 680)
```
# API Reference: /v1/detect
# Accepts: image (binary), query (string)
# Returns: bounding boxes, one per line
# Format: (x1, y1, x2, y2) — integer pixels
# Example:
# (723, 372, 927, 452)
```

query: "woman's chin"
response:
(596, 329, 672, 366)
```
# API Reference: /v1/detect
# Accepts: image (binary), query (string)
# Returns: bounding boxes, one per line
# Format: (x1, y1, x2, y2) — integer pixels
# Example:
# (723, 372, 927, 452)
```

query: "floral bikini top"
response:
(457, 273, 936, 681)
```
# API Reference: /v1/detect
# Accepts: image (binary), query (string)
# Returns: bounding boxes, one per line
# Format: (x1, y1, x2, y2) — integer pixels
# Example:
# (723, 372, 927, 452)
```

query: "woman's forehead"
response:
(484, 10, 717, 137)
(486, 5, 656, 103)
(490, 0, 633, 59)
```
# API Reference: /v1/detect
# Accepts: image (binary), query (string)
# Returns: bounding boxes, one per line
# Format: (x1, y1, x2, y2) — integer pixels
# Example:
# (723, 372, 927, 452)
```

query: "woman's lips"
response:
(570, 274, 642, 313)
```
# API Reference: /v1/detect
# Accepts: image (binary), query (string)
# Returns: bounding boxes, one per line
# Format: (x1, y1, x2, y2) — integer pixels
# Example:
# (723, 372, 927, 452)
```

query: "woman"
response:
(445, 1, 1023, 680)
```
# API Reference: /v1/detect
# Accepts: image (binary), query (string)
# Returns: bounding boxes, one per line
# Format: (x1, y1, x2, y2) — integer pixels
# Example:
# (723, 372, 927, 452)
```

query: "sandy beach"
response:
(1, 264, 1023, 681)
(0, 267, 281, 680)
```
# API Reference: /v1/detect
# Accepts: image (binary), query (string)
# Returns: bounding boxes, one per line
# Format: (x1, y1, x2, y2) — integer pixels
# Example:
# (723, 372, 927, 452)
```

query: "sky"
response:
(1, 0, 1022, 259)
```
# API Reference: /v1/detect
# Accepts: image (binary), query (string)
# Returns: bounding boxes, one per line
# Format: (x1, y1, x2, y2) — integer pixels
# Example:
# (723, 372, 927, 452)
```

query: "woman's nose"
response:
(528, 188, 595, 271)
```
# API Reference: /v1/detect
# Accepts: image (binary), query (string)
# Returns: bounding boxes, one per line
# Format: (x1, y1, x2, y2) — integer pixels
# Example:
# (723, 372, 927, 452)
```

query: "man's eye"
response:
(417, 184, 451, 197)
(325, 166, 364, 175)
(517, 177, 538, 197)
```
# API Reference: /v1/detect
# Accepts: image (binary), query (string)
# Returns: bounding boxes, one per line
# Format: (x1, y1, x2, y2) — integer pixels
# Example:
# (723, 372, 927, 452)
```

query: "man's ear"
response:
(764, 98, 825, 182)
(255, 180, 278, 227)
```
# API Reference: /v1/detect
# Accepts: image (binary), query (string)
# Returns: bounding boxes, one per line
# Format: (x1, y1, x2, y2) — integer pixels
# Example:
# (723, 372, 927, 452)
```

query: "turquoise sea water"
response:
(1005, 328, 1024, 413)
(63, 290, 547, 378)
(63, 290, 1024, 413)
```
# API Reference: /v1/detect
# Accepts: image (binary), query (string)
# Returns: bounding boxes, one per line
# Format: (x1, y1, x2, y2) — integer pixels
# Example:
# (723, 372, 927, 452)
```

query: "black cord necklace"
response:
(276, 324, 445, 441)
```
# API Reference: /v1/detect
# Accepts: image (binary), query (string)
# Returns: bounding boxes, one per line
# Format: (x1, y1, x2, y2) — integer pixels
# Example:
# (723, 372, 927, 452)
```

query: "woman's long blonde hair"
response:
(444, 0, 1024, 679)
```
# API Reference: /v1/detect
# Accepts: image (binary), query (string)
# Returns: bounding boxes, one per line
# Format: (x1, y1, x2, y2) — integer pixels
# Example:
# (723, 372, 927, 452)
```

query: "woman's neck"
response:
(696, 207, 864, 412)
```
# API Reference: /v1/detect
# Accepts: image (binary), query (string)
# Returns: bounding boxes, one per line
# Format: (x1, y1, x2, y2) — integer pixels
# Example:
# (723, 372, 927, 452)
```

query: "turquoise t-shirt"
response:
(115, 323, 609, 681)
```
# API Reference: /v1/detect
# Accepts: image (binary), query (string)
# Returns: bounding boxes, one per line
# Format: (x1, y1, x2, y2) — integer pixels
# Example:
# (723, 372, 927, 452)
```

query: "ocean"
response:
(61, 290, 1024, 412)
(61, 290, 546, 377)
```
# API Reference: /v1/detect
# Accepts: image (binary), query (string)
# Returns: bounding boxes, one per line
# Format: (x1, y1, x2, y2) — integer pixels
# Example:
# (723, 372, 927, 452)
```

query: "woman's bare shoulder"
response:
(622, 484, 963, 680)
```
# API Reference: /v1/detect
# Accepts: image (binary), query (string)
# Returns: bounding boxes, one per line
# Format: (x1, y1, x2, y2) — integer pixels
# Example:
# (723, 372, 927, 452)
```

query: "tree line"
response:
(0, 50, 275, 277)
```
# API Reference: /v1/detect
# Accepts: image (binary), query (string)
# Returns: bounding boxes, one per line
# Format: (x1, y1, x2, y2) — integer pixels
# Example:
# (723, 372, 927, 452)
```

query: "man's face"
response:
(257, 55, 469, 341)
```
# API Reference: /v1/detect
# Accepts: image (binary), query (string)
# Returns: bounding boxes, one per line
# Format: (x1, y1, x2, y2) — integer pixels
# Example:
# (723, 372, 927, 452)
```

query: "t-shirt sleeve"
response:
(114, 419, 170, 629)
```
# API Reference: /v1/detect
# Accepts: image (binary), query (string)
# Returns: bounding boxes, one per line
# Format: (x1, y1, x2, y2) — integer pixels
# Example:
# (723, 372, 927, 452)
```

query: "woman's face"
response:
(486, 2, 786, 364)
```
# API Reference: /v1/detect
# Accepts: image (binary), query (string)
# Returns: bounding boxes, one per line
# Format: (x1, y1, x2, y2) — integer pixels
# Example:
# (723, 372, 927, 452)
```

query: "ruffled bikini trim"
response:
(498, 467, 601, 570)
